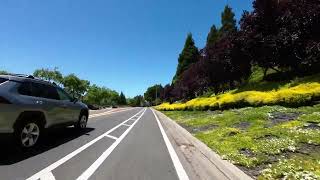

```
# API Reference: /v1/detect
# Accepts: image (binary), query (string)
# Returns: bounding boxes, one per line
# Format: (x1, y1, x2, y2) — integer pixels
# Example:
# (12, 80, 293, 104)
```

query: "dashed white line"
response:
(76, 108, 147, 180)
(122, 123, 131, 127)
(26, 108, 145, 180)
(105, 134, 118, 140)
(151, 109, 190, 180)
(39, 171, 55, 180)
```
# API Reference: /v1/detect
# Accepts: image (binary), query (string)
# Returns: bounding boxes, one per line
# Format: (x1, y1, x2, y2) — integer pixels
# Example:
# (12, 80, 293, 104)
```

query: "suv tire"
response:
(75, 113, 88, 130)
(14, 120, 42, 148)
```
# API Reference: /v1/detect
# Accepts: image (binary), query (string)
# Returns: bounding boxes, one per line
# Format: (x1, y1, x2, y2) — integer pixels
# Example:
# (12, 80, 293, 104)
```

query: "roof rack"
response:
(8, 74, 35, 79)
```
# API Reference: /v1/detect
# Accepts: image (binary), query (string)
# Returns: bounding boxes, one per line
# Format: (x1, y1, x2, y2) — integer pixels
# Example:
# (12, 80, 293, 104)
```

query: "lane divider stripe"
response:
(26, 108, 145, 180)
(105, 134, 118, 140)
(151, 109, 190, 180)
(76, 108, 147, 180)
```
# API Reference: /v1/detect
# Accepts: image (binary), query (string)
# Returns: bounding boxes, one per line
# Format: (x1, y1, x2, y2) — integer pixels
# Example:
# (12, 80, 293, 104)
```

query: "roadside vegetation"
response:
(162, 105, 320, 179)
(145, 0, 319, 106)
(156, 72, 320, 111)
(150, 0, 320, 179)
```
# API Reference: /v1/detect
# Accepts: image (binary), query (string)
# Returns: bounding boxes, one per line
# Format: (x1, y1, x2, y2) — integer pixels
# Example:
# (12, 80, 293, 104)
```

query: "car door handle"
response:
(36, 100, 43, 105)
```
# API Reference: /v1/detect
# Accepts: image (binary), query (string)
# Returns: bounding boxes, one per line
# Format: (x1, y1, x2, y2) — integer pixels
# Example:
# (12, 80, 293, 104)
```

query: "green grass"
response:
(162, 104, 320, 179)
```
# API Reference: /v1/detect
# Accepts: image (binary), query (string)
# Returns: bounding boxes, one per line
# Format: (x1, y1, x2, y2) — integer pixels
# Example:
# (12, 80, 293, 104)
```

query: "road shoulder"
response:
(154, 109, 253, 180)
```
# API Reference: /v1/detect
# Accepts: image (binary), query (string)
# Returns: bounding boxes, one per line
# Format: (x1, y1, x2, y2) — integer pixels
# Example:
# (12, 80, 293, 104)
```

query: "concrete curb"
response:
(154, 109, 253, 180)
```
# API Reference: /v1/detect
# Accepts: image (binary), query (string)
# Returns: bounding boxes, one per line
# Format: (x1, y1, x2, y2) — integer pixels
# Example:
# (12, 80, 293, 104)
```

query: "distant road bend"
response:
(0, 107, 189, 180)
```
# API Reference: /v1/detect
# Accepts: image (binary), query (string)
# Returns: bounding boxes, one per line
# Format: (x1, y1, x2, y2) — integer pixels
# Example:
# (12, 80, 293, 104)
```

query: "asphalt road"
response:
(0, 108, 188, 180)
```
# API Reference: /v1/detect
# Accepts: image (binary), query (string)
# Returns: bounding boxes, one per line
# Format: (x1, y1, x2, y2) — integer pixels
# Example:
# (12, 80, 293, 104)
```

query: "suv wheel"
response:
(75, 114, 87, 130)
(15, 121, 41, 148)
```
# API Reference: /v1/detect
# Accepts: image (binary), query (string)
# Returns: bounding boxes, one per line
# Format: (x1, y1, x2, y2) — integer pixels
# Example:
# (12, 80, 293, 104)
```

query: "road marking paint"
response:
(151, 109, 190, 180)
(26, 108, 145, 180)
(105, 134, 118, 140)
(76, 108, 147, 180)
(122, 123, 131, 127)
(89, 108, 133, 118)
(39, 171, 55, 180)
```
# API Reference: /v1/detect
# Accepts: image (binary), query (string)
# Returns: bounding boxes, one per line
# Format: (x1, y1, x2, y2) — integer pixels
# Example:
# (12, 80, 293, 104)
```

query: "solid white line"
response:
(122, 124, 131, 127)
(151, 109, 189, 180)
(76, 108, 147, 180)
(39, 171, 55, 180)
(105, 134, 118, 140)
(26, 108, 145, 180)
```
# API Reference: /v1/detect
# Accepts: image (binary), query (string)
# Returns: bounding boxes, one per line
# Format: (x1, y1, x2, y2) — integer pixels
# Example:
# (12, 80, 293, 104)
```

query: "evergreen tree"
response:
(173, 33, 199, 84)
(118, 92, 127, 105)
(206, 25, 220, 46)
(220, 5, 237, 36)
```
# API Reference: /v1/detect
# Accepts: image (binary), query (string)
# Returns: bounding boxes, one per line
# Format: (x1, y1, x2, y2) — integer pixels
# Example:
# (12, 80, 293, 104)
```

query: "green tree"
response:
(0, 70, 8, 75)
(220, 5, 237, 36)
(33, 67, 63, 85)
(144, 84, 163, 106)
(63, 74, 90, 98)
(118, 92, 127, 105)
(172, 33, 199, 84)
(84, 85, 120, 106)
(128, 95, 144, 107)
(206, 25, 220, 46)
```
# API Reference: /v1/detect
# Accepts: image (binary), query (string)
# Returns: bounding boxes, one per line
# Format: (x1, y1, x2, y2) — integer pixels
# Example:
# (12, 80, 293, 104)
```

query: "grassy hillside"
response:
(163, 105, 320, 179)
(158, 69, 320, 179)
(156, 72, 320, 111)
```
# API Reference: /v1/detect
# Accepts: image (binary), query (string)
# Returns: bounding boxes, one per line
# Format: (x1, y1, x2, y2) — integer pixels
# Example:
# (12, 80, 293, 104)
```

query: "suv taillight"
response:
(0, 96, 11, 104)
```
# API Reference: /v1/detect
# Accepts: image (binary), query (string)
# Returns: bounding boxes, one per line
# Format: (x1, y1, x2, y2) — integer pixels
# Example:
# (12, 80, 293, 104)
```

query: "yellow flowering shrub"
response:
(156, 82, 320, 111)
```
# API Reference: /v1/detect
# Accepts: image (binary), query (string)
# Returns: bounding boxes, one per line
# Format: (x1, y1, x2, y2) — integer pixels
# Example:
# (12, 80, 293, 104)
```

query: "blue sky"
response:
(0, 0, 253, 97)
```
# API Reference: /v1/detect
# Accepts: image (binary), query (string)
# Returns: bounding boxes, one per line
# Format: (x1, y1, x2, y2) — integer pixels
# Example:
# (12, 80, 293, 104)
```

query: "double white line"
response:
(27, 108, 146, 180)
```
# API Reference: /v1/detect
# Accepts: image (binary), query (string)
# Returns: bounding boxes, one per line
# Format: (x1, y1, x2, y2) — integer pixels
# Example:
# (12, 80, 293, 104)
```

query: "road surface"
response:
(0, 108, 188, 180)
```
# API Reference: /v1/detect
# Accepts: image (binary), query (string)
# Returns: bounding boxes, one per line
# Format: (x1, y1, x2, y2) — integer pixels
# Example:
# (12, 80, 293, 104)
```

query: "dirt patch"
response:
(239, 148, 255, 157)
(267, 112, 301, 126)
(237, 164, 267, 179)
(179, 124, 218, 133)
(301, 122, 320, 130)
(191, 124, 219, 133)
(234, 121, 251, 131)
(296, 143, 320, 155)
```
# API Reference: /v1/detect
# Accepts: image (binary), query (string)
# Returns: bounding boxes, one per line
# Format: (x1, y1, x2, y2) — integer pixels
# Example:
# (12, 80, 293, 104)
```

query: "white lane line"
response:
(89, 108, 133, 118)
(105, 134, 118, 140)
(151, 109, 190, 180)
(39, 171, 55, 180)
(76, 108, 147, 180)
(26, 108, 145, 180)
(122, 124, 131, 127)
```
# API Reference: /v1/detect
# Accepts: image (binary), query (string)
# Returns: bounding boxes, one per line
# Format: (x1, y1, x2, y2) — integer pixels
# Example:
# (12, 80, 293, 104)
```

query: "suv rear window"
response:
(0, 78, 8, 84)
(18, 82, 32, 96)
(18, 82, 60, 100)
(31, 83, 60, 100)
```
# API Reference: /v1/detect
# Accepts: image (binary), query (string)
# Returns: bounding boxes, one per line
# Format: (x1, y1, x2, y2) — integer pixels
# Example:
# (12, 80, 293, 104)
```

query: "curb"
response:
(154, 109, 253, 180)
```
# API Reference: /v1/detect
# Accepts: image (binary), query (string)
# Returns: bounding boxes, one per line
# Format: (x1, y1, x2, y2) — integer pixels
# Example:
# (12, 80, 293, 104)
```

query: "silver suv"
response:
(0, 74, 89, 148)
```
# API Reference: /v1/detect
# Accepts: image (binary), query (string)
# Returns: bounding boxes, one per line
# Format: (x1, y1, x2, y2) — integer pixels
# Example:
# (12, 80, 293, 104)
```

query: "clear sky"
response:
(0, 0, 253, 97)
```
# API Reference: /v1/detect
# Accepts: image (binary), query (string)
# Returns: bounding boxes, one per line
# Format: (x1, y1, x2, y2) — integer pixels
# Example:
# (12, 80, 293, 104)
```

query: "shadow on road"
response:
(0, 127, 94, 165)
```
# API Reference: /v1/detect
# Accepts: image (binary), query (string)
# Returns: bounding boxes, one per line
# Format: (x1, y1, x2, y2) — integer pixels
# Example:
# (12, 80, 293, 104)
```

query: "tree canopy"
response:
(118, 92, 127, 105)
(144, 84, 163, 106)
(153, 0, 320, 102)
(33, 67, 63, 85)
(172, 33, 199, 84)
